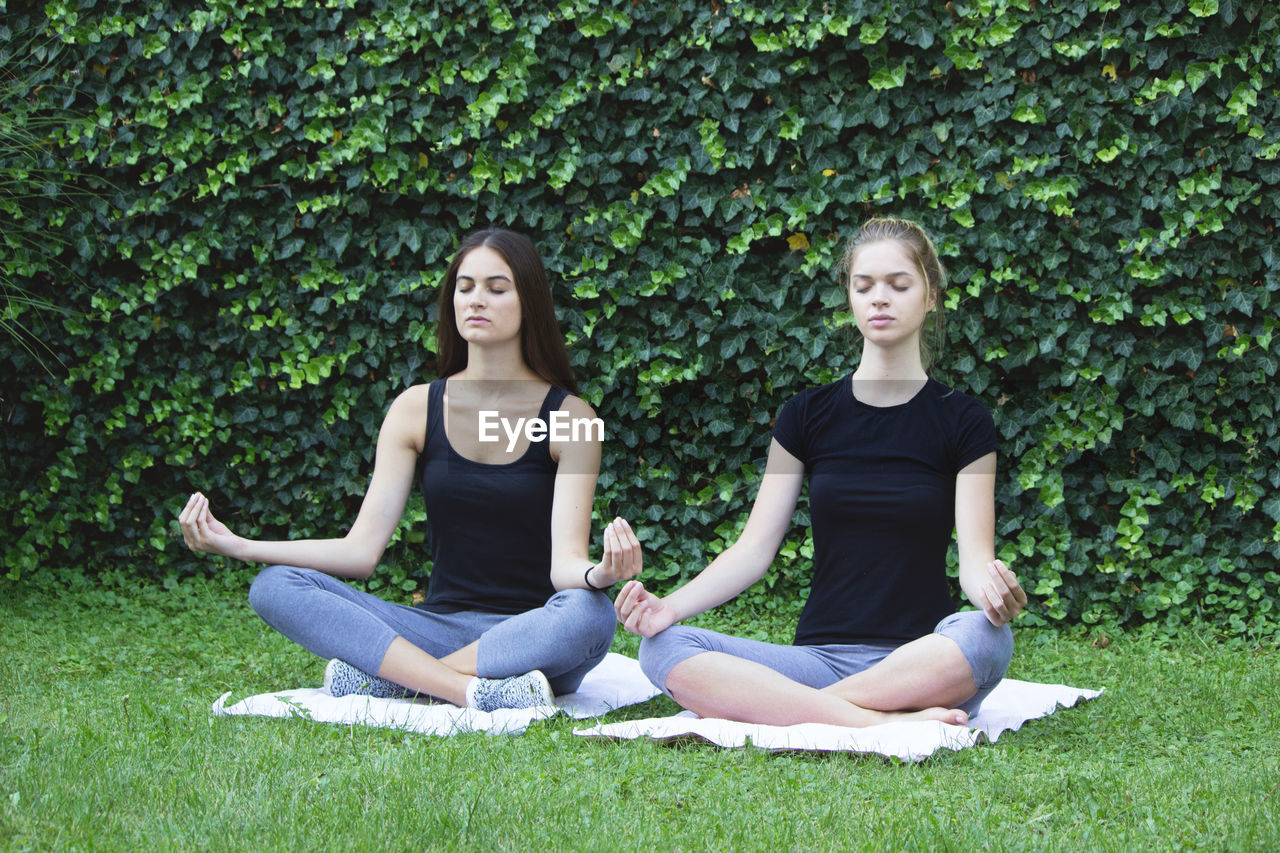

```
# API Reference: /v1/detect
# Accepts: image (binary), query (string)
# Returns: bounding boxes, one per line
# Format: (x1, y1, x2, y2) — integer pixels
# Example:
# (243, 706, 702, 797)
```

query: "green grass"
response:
(2, 579, 1277, 851)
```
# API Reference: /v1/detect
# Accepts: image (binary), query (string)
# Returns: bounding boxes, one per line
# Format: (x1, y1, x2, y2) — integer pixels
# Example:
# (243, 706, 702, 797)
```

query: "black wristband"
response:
(584, 565, 611, 591)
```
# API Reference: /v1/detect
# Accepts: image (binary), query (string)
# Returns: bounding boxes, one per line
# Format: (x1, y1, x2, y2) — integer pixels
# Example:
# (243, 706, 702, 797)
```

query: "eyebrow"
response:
(850, 271, 913, 280)
(456, 274, 513, 283)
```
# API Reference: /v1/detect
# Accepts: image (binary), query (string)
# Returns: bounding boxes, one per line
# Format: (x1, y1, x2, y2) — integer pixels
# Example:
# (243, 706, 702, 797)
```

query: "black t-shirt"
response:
(773, 375, 998, 645)
(416, 380, 566, 614)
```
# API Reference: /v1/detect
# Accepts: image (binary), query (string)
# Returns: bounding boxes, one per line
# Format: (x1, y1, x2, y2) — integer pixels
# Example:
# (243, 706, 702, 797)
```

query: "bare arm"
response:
(545, 395, 643, 590)
(616, 438, 804, 636)
(954, 451, 1027, 625)
(178, 385, 427, 578)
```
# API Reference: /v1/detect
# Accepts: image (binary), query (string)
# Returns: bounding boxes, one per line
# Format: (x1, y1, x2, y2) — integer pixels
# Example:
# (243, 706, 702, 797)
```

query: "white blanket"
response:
(210, 652, 661, 736)
(212, 655, 1099, 758)
(573, 678, 1102, 761)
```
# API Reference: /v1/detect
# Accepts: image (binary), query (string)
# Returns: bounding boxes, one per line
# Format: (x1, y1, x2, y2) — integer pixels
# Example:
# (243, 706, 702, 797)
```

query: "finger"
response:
(606, 521, 636, 581)
(604, 519, 621, 555)
(614, 517, 635, 541)
(612, 518, 639, 578)
(981, 589, 1004, 627)
(620, 579, 645, 602)
(195, 499, 217, 542)
(1003, 573, 1027, 608)
(1005, 580, 1026, 617)
(618, 518, 642, 577)
(986, 561, 1011, 596)
(612, 581, 631, 614)
(190, 494, 206, 528)
(179, 493, 199, 526)
(986, 583, 1009, 621)
(989, 561, 1026, 612)
(599, 525, 618, 575)
(613, 580, 640, 617)
(1000, 565, 1029, 608)
(623, 604, 645, 635)
(988, 567, 1020, 615)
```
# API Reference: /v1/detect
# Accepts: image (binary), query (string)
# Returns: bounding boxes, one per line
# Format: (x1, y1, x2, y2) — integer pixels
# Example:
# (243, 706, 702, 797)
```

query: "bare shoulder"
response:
(555, 392, 598, 421)
(549, 392, 603, 467)
(381, 383, 432, 450)
(387, 383, 431, 417)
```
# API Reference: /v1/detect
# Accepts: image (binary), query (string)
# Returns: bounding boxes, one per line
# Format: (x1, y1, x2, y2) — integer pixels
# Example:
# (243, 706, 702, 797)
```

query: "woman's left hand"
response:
(589, 517, 642, 588)
(979, 559, 1027, 626)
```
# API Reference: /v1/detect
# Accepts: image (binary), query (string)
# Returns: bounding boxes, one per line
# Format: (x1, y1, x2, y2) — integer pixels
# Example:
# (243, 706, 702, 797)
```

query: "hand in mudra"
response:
(178, 492, 241, 557)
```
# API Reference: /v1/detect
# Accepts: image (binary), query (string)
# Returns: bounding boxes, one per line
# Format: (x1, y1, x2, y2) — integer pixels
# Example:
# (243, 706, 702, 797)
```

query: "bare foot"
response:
(893, 706, 969, 726)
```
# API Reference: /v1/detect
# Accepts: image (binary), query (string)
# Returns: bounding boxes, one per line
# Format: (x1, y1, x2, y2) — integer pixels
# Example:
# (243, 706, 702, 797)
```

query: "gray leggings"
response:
(248, 565, 618, 695)
(639, 610, 1014, 715)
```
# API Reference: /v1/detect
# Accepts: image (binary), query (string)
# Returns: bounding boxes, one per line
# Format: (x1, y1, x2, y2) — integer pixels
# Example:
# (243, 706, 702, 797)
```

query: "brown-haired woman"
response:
(180, 228, 639, 711)
(616, 217, 1026, 727)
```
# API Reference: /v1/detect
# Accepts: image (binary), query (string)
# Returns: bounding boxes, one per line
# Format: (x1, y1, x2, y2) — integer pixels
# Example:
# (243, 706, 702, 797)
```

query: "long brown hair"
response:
(841, 217, 947, 370)
(435, 228, 578, 393)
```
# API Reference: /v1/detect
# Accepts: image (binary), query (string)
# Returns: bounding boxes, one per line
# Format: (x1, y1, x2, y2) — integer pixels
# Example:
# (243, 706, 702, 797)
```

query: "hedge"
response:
(2, 0, 1278, 633)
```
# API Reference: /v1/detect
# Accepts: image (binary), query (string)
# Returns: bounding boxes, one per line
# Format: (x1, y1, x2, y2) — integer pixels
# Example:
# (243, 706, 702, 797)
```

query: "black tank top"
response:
(416, 379, 568, 614)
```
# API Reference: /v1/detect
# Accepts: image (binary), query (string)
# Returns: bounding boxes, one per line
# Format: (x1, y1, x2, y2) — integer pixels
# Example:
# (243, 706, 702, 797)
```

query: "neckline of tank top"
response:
(438, 381, 559, 469)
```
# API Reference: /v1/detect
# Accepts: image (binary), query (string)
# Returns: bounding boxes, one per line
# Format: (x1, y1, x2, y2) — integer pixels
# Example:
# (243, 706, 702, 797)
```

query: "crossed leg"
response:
(249, 565, 616, 703)
(820, 633, 977, 712)
(664, 647, 970, 727)
(641, 614, 1011, 727)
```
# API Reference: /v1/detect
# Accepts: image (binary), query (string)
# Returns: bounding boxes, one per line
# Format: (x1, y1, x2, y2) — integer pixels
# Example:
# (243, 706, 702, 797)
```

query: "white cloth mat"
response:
(573, 678, 1102, 761)
(211, 652, 662, 736)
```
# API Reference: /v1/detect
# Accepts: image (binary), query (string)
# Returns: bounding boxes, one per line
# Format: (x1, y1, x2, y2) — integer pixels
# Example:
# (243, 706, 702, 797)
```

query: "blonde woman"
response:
(617, 218, 1025, 726)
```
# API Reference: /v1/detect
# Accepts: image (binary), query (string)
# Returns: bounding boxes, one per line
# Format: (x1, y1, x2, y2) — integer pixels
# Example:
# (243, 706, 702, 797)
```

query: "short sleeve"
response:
(954, 396, 998, 471)
(772, 392, 809, 463)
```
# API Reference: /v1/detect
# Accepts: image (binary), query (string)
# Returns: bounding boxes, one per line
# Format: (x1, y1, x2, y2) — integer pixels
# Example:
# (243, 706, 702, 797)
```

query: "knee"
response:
(637, 635, 665, 687)
(547, 588, 617, 645)
(637, 630, 665, 686)
(638, 627, 698, 692)
(247, 564, 303, 619)
(937, 611, 1014, 691)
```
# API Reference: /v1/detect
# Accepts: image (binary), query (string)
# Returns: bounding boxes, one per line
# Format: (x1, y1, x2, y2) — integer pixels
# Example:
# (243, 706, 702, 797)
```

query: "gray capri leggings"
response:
(249, 564, 618, 695)
(639, 610, 1013, 715)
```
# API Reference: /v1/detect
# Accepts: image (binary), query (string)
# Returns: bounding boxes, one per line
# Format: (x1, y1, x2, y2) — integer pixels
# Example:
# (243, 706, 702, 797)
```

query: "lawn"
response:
(2, 578, 1276, 851)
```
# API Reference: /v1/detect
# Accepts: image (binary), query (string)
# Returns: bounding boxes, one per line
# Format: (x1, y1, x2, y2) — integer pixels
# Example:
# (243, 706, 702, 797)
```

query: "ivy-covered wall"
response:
(3, 0, 1277, 633)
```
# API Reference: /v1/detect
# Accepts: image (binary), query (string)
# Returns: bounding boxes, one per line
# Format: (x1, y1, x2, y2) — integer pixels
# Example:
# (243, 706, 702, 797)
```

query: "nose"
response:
(870, 283, 890, 306)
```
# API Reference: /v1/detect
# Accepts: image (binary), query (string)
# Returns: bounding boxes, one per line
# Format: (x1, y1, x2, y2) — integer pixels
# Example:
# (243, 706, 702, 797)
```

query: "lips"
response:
(465, 315, 490, 324)
(868, 314, 894, 327)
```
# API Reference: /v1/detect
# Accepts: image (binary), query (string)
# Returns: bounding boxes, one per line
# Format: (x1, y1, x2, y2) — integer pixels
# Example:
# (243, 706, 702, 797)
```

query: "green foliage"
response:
(0, 25, 92, 373)
(2, 0, 1278, 634)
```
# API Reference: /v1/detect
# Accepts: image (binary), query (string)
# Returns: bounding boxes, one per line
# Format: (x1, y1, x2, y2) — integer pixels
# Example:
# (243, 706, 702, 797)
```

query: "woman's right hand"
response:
(178, 492, 243, 558)
(614, 579, 678, 638)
